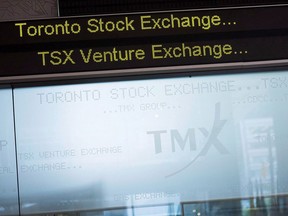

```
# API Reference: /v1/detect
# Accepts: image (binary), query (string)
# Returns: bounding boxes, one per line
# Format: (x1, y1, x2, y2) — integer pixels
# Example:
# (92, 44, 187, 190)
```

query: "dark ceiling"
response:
(58, 0, 288, 16)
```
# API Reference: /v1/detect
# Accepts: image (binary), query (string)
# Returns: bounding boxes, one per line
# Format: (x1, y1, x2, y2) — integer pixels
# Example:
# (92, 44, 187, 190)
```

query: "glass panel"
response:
(13, 70, 288, 215)
(182, 195, 288, 215)
(0, 87, 19, 216)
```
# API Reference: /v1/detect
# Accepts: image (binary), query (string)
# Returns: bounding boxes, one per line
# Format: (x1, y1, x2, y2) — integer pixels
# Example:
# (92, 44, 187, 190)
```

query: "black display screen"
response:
(0, 4, 288, 82)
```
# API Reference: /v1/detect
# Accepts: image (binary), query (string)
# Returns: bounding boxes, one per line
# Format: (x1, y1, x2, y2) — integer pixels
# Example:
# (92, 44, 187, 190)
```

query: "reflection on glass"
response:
(183, 194, 288, 215)
(12, 70, 288, 215)
(0, 88, 19, 216)
(240, 118, 277, 198)
(79, 204, 174, 216)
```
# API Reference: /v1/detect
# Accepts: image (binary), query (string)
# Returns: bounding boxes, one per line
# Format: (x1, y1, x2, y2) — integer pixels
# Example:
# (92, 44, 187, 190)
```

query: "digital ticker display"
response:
(1, 3, 288, 216)
(0, 4, 288, 82)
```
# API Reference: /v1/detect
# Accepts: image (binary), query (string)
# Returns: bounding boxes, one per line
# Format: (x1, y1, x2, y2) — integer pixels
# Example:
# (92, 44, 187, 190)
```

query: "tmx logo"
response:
(146, 102, 229, 177)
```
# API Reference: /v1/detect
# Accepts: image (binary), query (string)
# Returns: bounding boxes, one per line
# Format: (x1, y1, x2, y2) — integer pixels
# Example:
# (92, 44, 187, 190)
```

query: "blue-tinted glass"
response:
(13, 70, 288, 215)
(0, 88, 19, 216)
